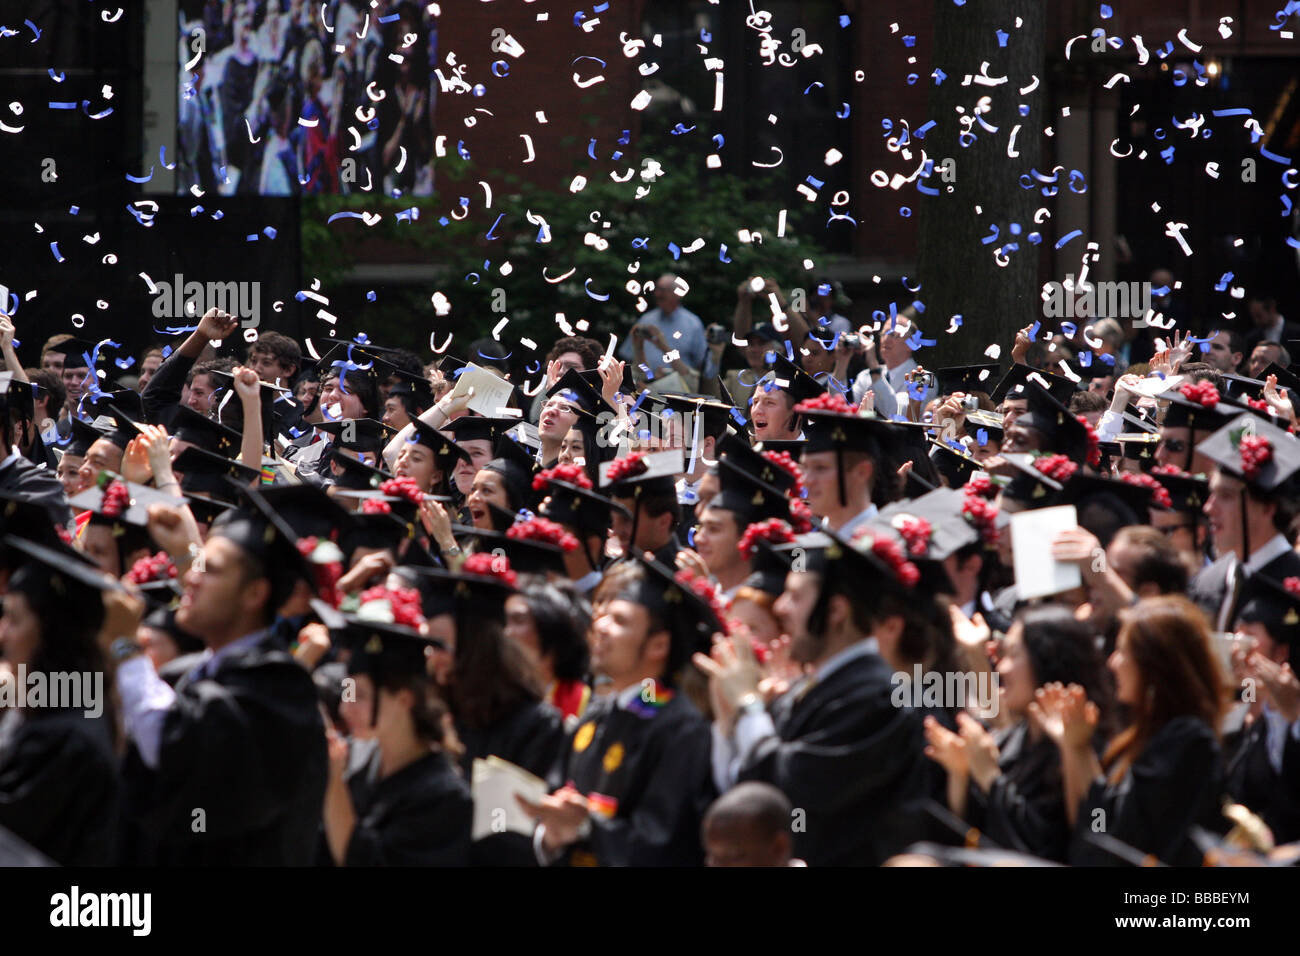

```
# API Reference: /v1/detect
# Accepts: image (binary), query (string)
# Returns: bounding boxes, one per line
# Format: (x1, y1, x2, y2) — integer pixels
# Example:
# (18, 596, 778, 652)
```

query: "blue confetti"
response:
(1214, 272, 1234, 292)
(996, 30, 1009, 47)
(1055, 229, 1083, 249)
(1100, 4, 1112, 19)
(366, 290, 377, 301)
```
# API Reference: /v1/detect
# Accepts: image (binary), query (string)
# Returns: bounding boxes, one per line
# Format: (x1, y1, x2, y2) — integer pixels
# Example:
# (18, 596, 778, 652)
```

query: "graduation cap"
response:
(1013, 382, 1094, 465)
(441, 415, 520, 446)
(1054, 471, 1157, 521)
(165, 404, 242, 457)
(1116, 431, 1161, 464)
(472, 520, 575, 576)
(989, 364, 1075, 407)
(208, 485, 323, 603)
(928, 440, 983, 491)
(612, 554, 727, 683)
(0, 492, 68, 559)
(757, 352, 824, 407)
(313, 418, 395, 454)
(397, 417, 469, 473)
(537, 474, 628, 569)
(963, 409, 1005, 449)
(711, 457, 797, 527)
(1197, 414, 1300, 495)
(776, 524, 922, 600)
(601, 448, 682, 499)
(3, 534, 123, 632)
(141, 604, 205, 656)
(935, 364, 1000, 397)
(341, 509, 414, 555)
(796, 406, 896, 505)
(245, 482, 354, 541)
(481, 432, 539, 510)
(46, 337, 97, 367)
(0, 373, 34, 423)
(660, 393, 737, 441)
(1261, 361, 1300, 398)
(172, 445, 261, 500)
(717, 433, 802, 494)
(1158, 382, 1239, 432)
(70, 476, 180, 531)
(1150, 468, 1209, 516)
(1219, 372, 1266, 401)
(384, 366, 435, 411)
(1234, 571, 1300, 658)
(404, 557, 519, 627)
(329, 450, 396, 492)
(1078, 831, 1168, 867)
(751, 438, 805, 461)
(999, 453, 1066, 505)
(546, 368, 612, 416)
(877, 489, 982, 592)
(182, 492, 234, 527)
(78, 391, 144, 449)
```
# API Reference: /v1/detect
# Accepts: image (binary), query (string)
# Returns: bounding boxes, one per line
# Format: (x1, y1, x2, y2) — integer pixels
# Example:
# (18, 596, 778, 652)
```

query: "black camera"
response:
(706, 323, 729, 345)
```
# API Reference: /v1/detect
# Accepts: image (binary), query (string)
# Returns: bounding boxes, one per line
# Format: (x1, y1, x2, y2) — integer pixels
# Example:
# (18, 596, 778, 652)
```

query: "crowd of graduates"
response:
(0, 278, 1298, 868)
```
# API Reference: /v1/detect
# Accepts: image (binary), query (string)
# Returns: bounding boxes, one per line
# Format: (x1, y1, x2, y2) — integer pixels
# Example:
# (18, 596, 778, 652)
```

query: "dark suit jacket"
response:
(1188, 549, 1300, 627)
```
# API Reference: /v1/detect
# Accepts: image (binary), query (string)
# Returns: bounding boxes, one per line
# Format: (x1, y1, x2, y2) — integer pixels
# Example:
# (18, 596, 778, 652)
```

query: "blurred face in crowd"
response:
(589, 597, 666, 685)
(340, 673, 377, 739)
(879, 330, 911, 369)
(42, 350, 65, 375)
(504, 594, 541, 660)
(382, 395, 412, 431)
(78, 438, 123, 488)
(558, 427, 586, 467)
(247, 348, 294, 386)
(1001, 422, 1044, 455)
(728, 594, 781, 645)
(801, 340, 836, 378)
(1249, 342, 1283, 379)
(177, 536, 268, 643)
(694, 506, 743, 578)
(552, 351, 585, 377)
(1205, 469, 1267, 561)
(0, 590, 41, 671)
(393, 439, 441, 493)
(79, 524, 124, 578)
(466, 468, 510, 529)
(704, 816, 790, 868)
(295, 377, 318, 407)
(539, 396, 579, 443)
(1150, 507, 1201, 561)
(802, 450, 870, 516)
(57, 453, 88, 497)
(653, 276, 680, 315)
(1087, 375, 1115, 397)
(451, 439, 493, 495)
(1107, 629, 1142, 707)
(773, 570, 823, 662)
(1249, 299, 1278, 330)
(1234, 619, 1287, 666)
(1154, 424, 1214, 474)
(137, 352, 164, 391)
(749, 388, 797, 442)
(999, 397, 1028, 428)
(1204, 332, 1241, 373)
(63, 365, 91, 408)
(318, 374, 366, 421)
(425, 613, 456, 687)
(742, 339, 770, 371)
(994, 621, 1035, 718)
(186, 373, 218, 414)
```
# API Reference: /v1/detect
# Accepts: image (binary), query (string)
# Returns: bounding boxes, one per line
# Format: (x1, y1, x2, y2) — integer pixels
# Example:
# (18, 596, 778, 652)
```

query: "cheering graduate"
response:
(114, 491, 328, 865)
(522, 556, 717, 866)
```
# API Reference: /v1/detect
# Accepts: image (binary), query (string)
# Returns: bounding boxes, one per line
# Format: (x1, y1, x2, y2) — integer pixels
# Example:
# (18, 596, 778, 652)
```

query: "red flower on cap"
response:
(853, 532, 921, 588)
(1245, 396, 1272, 416)
(462, 551, 519, 588)
(1284, 577, 1300, 597)
(1180, 380, 1221, 408)
(507, 517, 579, 552)
(788, 497, 815, 534)
(379, 476, 424, 505)
(961, 490, 1001, 547)
(894, 515, 933, 557)
(101, 480, 131, 519)
(1077, 415, 1102, 468)
(126, 551, 178, 586)
(358, 585, 425, 630)
(606, 453, 648, 485)
(533, 463, 592, 491)
(1034, 454, 1078, 483)
(1150, 463, 1185, 477)
(674, 568, 731, 636)
(963, 474, 997, 501)
(361, 498, 393, 515)
(793, 392, 859, 415)
(737, 517, 796, 561)
(1119, 472, 1172, 510)
(1238, 434, 1273, 482)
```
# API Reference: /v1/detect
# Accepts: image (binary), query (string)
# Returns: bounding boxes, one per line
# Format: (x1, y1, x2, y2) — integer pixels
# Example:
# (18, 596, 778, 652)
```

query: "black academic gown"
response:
(965, 719, 1070, 861)
(1068, 715, 1222, 866)
(1188, 550, 1300, 626)
(0, 708, 120, 866)
(140, 348, 197, 424)
(548, 686, 714, 866)
(737, 649, 932, 866)
(1222, 705, 1300, 845)
(321, 738, 471, 867)
(0, 453, 70, 527)
(456, 699, 567, 866)
(126, 632, 328, 865)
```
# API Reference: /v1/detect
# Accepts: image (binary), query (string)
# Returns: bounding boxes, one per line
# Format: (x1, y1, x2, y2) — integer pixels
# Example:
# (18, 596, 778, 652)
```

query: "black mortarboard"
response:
(472, 521, 574, 576)
(402, 417, 465, 467)
(963, 409, 1005, 448)
(0, 373, 33, 422)
(1219, 373, 1266, 401)
(929, 440, 982, 489)
(717, 433, 802, 495)
(313, 418, 395, 455)
(342, 509, 412, 555)
(329, 450, 395, 492)
(614, 554, 726, 682)
(538, 476, 627, 541)
(165, 404, 242, 457)
(1117, 431, 1161, 465)
(660, 393, 736, 441)
(65, 417, 106, 458)
(1054, 471, 1156, 519)
(999, 453, 1066, 505)
(79, 390, 144, 449)
(1234, 572, 1300, 658)
(936, 364, 1000, 397)
(989, 364, 1075, 406)
(210, 486, 319, 604)
(484, 432, 539, 496)
(1198, 414, 1300, 494)
(248, 483, 353, 541)
(1158, 383, 1238, 432)
(1014, 382, 1093, 465)
(404, 558, 519, 626)
(441, 415, 521, 446)
(877, 489, 982, 591)
(0, 492, 67, 558)
(207, 368, 298, 439)
(183, 492, 234, 526)
(757, 353, 825, 407)
(751, 438, 805, 461)
(70, 476, 178, 531)
(710, 456, 795, 526)
(776, 525, 921, 599)
(1150, 468, 1209, 516)
(739, 524, 795, 597)
(3, 534, 123, 607)
(47, 337, 97, 366)
(172, 445, 260, 500)
(546, 368, 611, 416)
(1261, 362, 1300, 397)
(602, 449, 682, 500)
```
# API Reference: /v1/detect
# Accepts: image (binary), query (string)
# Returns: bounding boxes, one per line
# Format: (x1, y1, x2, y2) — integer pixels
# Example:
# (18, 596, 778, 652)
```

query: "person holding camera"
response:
(851, 311, 932, 418)
(620, 275, 708, 394)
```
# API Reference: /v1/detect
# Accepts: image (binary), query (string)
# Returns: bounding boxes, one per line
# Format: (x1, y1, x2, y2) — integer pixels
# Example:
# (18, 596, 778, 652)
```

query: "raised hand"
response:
(1028, 682, 1098, 751)
(957, 712, 1002, 791)
(196, 307, 239, 343)
(923, 715, 969, 777)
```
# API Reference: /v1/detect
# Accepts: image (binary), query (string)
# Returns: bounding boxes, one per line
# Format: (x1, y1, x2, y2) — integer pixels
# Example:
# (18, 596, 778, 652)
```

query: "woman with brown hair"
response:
(1030, 594, 1229, 865)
